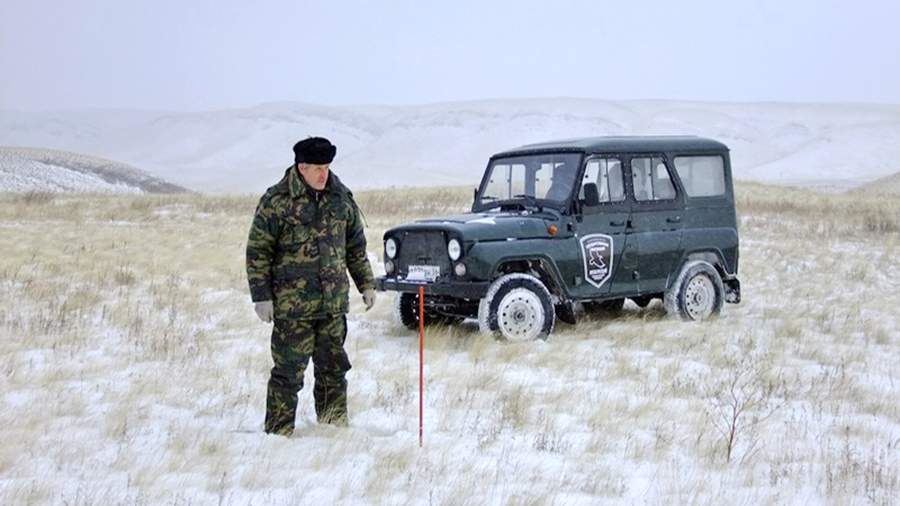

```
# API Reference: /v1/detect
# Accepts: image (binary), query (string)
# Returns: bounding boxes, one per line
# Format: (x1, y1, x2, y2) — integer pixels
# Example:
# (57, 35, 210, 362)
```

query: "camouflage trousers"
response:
(265, 314, 351, 435)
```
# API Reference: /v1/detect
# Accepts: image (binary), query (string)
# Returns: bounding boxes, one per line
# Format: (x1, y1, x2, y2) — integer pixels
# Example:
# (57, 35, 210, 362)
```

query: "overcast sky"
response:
(1, 0, 898, 111)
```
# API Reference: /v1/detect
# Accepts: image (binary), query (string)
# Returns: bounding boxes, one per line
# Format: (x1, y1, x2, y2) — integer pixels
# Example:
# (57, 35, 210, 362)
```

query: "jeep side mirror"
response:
(583, 183, 600, 207)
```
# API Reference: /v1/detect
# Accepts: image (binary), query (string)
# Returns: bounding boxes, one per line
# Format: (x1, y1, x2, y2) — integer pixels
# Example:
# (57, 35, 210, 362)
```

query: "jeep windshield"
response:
(477, 153, 582, 211)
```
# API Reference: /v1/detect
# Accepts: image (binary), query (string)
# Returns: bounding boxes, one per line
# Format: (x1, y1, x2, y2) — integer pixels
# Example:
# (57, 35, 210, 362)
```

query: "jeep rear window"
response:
(673, 155, 726, 197)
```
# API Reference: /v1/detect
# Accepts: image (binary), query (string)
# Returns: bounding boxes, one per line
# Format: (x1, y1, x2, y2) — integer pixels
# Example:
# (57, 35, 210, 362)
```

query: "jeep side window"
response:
(673, 155, 725, 197)
(579, 158, 624, 204)
(631, 157, 675, 201)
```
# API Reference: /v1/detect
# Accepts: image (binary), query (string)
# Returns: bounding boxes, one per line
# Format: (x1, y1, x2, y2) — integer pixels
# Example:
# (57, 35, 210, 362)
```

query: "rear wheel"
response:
(478, 274, 555, 341)
(664, 261, 724, 321)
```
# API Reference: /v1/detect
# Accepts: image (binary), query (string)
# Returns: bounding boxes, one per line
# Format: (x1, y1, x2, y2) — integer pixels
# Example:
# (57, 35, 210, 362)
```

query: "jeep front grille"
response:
(396, 231, 451, 278)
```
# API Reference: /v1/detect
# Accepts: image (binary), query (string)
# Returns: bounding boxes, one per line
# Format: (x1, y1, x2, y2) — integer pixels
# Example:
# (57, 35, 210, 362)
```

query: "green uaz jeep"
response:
(375, 136, 741, 341)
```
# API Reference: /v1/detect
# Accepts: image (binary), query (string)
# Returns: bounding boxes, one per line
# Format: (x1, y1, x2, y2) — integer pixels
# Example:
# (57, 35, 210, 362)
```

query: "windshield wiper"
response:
(512, 194, 544, 211)
(478, 194, 544, 212)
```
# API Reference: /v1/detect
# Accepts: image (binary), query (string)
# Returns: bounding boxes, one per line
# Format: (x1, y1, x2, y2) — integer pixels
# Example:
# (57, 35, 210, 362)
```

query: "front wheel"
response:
(664, 261, 725, 321)
(478, 274, 556, 341)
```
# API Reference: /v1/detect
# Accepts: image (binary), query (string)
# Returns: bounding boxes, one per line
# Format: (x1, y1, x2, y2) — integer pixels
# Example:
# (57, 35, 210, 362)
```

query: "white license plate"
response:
(406, 265, 440, 282)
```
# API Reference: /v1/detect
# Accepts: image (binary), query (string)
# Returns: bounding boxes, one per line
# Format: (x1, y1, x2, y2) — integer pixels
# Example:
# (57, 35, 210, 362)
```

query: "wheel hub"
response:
(684, 274, 715, 320)
(496, 288, 544, 341)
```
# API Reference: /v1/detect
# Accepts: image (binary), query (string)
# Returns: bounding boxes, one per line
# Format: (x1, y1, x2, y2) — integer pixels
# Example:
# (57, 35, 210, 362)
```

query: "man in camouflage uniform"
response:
(246, 137, 376, 435)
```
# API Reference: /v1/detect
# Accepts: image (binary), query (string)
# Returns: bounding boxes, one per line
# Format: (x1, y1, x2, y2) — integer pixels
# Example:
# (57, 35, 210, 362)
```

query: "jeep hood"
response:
(385, 211, 567, 242)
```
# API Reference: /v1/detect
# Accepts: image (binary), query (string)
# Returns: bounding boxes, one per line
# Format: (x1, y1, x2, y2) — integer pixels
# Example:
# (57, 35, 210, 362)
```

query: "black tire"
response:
(478, 273, 555, 341)
(584, 298, 625, 316)
(664, 261, 725, 321)
(394, 292, 463, 329)
(395, 292, 420, 329)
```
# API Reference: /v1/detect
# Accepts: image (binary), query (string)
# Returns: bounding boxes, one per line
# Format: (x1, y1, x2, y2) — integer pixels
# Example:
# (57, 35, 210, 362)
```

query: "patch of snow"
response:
(0, 154, 142, 193)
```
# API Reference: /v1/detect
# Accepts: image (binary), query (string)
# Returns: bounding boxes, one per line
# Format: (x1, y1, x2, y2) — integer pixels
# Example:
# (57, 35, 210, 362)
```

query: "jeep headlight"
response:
(447, 238, 462, 261)
(385, 238, 398, 259)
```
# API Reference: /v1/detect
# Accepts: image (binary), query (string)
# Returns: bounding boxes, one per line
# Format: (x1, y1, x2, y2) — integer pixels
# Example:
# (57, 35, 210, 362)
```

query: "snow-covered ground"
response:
(0, 187, 897, 504)
(2, 99, 899, 193)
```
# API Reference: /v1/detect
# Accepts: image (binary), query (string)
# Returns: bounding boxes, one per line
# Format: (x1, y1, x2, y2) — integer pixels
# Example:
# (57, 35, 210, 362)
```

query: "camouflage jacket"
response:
(246, 166, 375, 319)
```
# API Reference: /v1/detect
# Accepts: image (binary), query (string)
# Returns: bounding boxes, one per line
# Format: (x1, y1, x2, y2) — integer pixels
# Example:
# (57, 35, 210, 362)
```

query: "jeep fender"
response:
(490, 255, 569, 300)
(669, 249, 733, 290)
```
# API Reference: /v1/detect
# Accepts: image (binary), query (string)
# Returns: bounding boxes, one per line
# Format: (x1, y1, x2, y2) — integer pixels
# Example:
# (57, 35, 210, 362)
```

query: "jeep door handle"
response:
(610, 220, 626, 227)
(667, 216, 682, 223)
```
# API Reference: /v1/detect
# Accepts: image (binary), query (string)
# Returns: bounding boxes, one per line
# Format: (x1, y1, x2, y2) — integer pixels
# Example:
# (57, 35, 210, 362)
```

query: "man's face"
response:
(297, 163, 330, 190)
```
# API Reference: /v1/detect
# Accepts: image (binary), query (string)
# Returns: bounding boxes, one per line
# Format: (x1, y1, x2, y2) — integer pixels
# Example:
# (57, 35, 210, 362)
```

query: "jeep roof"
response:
(491, 135, 729, 158)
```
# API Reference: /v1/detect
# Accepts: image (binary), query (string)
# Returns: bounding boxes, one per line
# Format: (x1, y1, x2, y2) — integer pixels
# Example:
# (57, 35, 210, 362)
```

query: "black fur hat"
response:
(293, 137, 336, 165)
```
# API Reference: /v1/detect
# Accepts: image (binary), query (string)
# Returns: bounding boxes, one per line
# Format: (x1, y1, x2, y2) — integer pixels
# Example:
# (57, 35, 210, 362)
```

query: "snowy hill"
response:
(2, 99, 899, 193)
(852, 171, 900, 196)
(0, 147, 188, 194)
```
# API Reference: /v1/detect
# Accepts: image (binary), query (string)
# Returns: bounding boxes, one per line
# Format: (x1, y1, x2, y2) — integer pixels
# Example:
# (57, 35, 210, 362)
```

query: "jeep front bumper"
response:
(376, 276, 490, 299)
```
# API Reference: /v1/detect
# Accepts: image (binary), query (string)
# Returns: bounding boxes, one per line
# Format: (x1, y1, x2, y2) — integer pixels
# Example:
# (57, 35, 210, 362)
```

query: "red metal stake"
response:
(418, 285, 425, 448)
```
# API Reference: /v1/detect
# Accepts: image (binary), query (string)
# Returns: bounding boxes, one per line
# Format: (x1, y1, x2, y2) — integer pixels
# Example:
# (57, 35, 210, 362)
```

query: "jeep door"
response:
(567, 155, 637, 299)
(627, 154, 684, 294)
